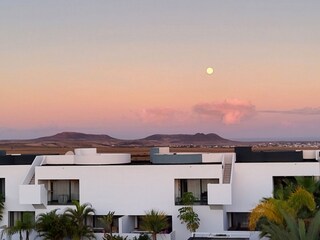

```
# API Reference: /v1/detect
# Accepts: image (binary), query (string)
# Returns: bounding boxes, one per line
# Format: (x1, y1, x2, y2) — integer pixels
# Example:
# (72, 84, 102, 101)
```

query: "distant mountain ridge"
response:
(35, 132, 116, 141)
(0, 131, 240, 147)
(144, 133, 233, 144)
(0, 132, 242, 148)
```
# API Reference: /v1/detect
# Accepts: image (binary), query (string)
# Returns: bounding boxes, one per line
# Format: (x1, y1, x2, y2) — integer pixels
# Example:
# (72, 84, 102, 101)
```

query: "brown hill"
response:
(0, 132, 240, 148)
(142, 133, 236, 145)
(34, 132, 116, 141)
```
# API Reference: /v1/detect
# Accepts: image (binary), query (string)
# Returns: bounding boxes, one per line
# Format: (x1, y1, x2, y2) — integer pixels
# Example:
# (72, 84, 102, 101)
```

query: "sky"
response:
(1, 1, 320, 140)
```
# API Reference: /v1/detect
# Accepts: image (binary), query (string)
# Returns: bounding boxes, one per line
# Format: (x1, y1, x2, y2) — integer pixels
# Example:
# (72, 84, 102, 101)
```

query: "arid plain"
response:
(0, 132, 319, 161)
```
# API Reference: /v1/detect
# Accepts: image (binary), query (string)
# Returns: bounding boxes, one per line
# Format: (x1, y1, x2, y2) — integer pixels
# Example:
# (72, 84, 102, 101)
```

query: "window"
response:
(175, 179, 219, 205)
(9, 211, 35, 227)
(273, 176, 296, 188)
(0, 178, 5, 201)
(228, 212, 249, 231)
(45, 180, 79, 205)
(89, 215, 120, 233)
(135, 215, 172, 233)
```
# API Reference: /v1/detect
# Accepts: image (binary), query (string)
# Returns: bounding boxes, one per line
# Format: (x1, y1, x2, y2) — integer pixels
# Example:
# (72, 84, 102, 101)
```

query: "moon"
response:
(206, 67, 214, 75)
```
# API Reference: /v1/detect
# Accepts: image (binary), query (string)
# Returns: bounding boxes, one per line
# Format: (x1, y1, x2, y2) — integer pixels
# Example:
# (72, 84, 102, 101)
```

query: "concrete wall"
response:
(119, 215, 135, 234)
(151, 154, 203, 164)
(0, 165, 34, 226)
(226, 162, 320, 212)
(44, 153, 131, 165)
(202, 153, 224, 163)
(35, 164, 223, 240)
(208, 184, 232, 205)
(19, 184, 47, 205)
(2, 150, 320, 240)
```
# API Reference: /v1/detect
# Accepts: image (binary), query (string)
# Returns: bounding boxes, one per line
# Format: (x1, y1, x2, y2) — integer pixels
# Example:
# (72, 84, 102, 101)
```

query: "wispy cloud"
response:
(137, 102, 320, 127)
(193, 99, 256, 124)
(260, 107, 320, 115)
(138, 107, 185, 124)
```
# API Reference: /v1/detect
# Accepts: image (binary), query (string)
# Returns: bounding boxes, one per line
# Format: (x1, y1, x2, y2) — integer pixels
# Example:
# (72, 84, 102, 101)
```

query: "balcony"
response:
(45, 179, 79, 205)
(175, 195, 208, 205)
(118, 215, 174, 240)
(19, 184, 47, 205)
(175, 179, 219, 205)
(48, 193, 79, 205)
(207, 184, 232, 205)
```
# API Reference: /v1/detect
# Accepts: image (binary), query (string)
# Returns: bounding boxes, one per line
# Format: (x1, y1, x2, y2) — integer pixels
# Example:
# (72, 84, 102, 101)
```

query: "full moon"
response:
(206, 67, 214, 75)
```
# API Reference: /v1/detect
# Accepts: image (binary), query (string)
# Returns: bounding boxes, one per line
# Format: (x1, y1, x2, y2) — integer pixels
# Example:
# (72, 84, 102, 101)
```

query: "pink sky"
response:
(1, 1, 320, 140)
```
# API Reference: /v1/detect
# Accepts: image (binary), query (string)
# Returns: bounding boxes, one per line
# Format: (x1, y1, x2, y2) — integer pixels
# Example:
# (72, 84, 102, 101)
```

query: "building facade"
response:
(1, 147, 320, 240)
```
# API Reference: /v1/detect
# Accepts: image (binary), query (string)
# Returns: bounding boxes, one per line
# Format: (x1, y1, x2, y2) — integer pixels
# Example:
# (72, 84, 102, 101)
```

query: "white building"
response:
(1, 147, 320, 240)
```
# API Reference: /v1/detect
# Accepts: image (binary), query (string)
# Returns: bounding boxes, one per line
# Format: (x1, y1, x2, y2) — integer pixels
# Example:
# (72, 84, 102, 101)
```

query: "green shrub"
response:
(133, 234, 151, 240)
(103, 234, 128, 240)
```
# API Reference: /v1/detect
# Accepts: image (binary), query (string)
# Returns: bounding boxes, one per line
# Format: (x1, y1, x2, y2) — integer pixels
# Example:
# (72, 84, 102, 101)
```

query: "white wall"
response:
(3, 151, 320, 240)
(19, 184, 47, 205)
(35, 164, 223, 240)
(202, 153, 224, 163)
(36, 164, 222, 214)
(226, 162, 320, 212)
(119, 215, 135, 234)
(0, 166, 34, 227)
(44, 153, 131, 165)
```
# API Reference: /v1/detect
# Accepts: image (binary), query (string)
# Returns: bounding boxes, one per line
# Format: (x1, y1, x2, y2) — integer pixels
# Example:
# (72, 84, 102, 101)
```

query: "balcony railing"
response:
(175, 197, 207, 205)
(48, 193, 79, 205)
(19, 184, 47, 205)
(207, 184, 232, 205)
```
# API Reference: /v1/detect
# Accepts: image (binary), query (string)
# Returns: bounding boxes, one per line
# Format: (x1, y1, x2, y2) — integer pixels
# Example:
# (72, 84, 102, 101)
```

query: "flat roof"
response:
(0, 155, 36, 165)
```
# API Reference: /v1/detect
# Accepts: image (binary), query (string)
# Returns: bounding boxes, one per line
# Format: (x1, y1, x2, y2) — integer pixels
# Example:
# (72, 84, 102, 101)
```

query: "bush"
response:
(133, 234, 151, 240)
(103, 234, 128, 240)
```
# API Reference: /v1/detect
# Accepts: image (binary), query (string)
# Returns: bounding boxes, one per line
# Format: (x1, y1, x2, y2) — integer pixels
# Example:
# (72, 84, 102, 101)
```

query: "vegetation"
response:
(1, 212, 35, 240)
(64, 201, 96, 240)
(0, 193, 4, 223)
(250, 176, 320, 239)
(260, 208, 320, 240)
(106, 235, 128, 240)
(140, 209, 169, 240)
(133, 234, 151, 240)
(249, 186, 316, 230)
(36, 209, 72, 240)
(100, 211, 115, 237)
(177, 192, 200, 235)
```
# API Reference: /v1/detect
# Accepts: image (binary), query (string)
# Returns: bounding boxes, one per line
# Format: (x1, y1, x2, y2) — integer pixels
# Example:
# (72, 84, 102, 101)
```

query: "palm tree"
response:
(249, 186, 316, 231)
(36, 209, 72, 240)
(0, 193, 4, 222)
(140, 209, 169, 240)
(260, 208, 320, 240)
(64, 201, 95, 240)
(274, 176, 320, 204)
(99, 211, 115, 238)
(295, 176, 320, 208)
(103, 234, 128, 240)
(177, 206, 200, 234)
(177, 192, 200, 235)
(1, 212, 35, 240)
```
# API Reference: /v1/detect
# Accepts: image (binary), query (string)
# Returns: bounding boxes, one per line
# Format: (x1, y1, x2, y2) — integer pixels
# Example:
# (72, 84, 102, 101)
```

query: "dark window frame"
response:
(175, 178, 219, 205)
(228, 212, 249, 231)
(0, 178, 5, 201)
(8, 211, 35, 227)
(47, 179, 79, 205)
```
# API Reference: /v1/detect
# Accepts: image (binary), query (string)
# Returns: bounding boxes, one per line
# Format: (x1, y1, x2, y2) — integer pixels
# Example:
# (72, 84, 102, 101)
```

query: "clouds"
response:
(135, 99, 320, 132)
(138, 99, 256, 126)
(138, 108, 185, 124)
(260, 107, 320, 115)
(193, 99, 256, 124)
(137, 100, 320, 129)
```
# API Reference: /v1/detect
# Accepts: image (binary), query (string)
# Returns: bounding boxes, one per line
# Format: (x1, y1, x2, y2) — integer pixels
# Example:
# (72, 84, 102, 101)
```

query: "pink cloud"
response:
(138, 108, 185, 124)
(261, 107, 320, 115)
(193, 99, 256, 124)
